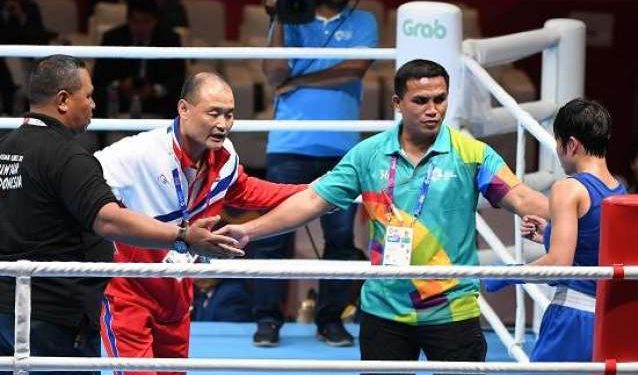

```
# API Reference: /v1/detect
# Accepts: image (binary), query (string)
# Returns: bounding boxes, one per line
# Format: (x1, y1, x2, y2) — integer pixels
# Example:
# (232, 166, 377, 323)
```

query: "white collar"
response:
(22, 117, 47, 127)
(315, 10, 344, 24)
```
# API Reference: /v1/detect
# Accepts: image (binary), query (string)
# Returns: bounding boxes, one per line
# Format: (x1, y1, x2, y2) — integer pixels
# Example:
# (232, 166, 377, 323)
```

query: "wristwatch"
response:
(172, 226, 190, 254)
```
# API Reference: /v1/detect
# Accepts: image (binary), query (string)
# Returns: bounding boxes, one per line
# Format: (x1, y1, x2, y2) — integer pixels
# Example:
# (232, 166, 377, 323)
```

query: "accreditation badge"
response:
(383, 225, 413, 266)
(162, 250, 197, 264)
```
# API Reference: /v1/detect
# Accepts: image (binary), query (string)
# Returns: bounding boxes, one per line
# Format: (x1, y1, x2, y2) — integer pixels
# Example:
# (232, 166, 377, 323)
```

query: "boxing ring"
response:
(1, 1, 634, 373)
(2, 261, 638, 373)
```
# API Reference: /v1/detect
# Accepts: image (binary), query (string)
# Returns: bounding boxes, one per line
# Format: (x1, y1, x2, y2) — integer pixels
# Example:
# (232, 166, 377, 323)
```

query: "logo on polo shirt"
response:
(430, 167, 457, 181)
(334, 30, 353, 41)
(378, 169, 389, 180)
(158, 174, 169, 185)
(0, 153, 23, 191)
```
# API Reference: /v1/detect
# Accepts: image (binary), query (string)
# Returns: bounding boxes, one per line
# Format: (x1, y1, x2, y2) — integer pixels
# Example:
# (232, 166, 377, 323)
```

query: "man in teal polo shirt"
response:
(217, 59, 549, 365)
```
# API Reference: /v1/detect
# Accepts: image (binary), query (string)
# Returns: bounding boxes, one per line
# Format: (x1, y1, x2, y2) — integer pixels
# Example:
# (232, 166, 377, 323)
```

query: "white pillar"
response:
(540, 19, 586, 171)
(396, 2, 463, 128)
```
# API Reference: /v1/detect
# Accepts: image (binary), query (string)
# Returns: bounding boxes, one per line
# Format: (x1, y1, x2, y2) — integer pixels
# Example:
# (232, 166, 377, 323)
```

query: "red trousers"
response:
(100, 295, 190, 375)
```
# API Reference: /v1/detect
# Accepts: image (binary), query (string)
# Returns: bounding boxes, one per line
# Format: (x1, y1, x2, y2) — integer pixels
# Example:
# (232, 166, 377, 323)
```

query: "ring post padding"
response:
(594, 195, 638, 361)
(396, 1, 462, 127)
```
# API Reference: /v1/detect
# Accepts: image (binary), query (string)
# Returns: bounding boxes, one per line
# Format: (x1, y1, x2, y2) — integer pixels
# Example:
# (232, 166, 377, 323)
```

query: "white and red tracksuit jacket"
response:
(94, 120, 305, 322)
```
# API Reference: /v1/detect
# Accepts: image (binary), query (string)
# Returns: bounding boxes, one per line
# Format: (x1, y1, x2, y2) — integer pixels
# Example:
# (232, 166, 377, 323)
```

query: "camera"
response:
(266, 0, 316, 25)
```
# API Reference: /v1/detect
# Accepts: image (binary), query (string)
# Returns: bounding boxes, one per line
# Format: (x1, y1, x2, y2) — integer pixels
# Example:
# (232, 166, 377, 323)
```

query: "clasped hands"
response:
(184, 217, 249, 259)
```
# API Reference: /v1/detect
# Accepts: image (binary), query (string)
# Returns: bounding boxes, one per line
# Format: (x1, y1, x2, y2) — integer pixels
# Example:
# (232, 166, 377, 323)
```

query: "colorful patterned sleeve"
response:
(476, 145, 521, 207)
(311, 145, 363, 210)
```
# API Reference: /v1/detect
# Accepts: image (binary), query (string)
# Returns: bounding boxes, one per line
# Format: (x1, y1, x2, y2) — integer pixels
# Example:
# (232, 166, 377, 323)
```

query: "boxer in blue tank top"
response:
(486, 98, 626, 361)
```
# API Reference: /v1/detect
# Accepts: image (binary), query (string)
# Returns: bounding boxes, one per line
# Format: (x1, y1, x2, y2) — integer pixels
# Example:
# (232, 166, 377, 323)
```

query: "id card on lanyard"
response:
(163, 121, 198, 264)
(382, 155, 432, 266)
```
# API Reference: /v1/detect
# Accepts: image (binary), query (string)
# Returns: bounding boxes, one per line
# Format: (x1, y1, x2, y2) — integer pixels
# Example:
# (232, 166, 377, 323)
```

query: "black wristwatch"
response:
(172, 226, 190, 254)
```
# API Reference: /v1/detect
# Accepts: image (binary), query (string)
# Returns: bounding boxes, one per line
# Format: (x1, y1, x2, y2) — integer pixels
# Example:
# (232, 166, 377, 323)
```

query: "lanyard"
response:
(168, 121, 189, 225)
(387, 155, 433, 221)
(171, 166, 189, 224)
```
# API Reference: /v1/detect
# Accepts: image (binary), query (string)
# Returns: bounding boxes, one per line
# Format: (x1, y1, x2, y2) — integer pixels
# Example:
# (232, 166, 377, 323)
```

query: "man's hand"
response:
(213, 224, 250, 249)
(521, 215, 547, 244)
(186, 216, 245, 259)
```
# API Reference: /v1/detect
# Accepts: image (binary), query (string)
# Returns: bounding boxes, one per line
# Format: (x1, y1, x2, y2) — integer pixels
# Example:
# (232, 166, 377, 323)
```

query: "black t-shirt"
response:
(0, 113, 118, 328)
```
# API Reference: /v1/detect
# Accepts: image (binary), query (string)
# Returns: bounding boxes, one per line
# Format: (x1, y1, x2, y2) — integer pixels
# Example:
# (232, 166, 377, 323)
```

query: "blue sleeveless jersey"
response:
(543, 173, 626, 296)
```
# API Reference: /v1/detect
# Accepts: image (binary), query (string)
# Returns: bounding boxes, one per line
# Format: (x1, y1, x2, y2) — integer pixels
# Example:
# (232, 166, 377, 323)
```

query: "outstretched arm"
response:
(93, 204, 245, 258)
(216, 188, 333, 243)
(500, 183, 550, 219)
(224, 164, 306, 210)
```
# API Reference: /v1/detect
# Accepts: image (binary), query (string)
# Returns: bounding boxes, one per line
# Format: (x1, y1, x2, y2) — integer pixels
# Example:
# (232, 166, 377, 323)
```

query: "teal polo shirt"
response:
(312, 123, 521, 325)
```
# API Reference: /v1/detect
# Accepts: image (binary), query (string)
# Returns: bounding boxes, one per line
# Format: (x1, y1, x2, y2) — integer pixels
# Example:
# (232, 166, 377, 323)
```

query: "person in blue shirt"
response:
(486, 98, 626, 361)
(191, 279, 253, 322)
(250, 0, 378, 347)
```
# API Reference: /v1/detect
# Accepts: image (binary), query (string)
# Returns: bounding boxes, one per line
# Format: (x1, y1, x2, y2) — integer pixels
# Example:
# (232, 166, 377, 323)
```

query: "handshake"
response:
(180, 216, 252, 260)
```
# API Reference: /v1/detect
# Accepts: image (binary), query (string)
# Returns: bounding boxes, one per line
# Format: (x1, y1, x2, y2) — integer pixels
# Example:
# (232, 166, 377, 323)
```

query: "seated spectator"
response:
(92, 0, 185, 119)
(156, 0, 188, 29)
(88, 0, 120, 16)
(0, 0, 48, 114)
(191, 279, 254, 322)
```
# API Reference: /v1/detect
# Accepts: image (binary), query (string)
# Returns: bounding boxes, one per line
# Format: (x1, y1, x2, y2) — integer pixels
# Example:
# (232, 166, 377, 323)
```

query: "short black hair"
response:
(553, 98, 611, 157)
(29, 54, 86, 106)
(127, 0, 159, 18)
(394, 59, 449, 98)
(180, 72, 228, 103)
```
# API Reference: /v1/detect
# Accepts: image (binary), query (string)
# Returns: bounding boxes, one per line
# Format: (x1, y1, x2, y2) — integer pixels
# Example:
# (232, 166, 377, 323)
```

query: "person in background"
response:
(155, 0, 188, 29)
(191, 279, 253, 322)
(92, 0, 184, 119)
(250, 0, 378, 348)
(0, 0, 48, 114)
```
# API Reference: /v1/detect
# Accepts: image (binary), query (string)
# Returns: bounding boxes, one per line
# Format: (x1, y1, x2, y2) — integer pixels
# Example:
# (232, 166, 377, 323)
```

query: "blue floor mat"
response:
(103, 322, 538, 374)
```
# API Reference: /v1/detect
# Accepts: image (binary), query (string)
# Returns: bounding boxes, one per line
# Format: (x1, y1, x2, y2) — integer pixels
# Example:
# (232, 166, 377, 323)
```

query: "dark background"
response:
(73, 0, 638, 179)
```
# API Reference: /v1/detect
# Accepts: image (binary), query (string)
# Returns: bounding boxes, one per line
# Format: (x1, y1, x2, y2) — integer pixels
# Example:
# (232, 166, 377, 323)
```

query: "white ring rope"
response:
(0, 45, 395, 60)
(0, 118, 395, 131)
(462, 55, 558, 154)
(0, 19, 597, 375)
(0, 357, 635, 373)
(478, 295, 530, 362)
(476, 214, 551, 310)
(463, 27, 560, 67)
(0, 260, 634, 280)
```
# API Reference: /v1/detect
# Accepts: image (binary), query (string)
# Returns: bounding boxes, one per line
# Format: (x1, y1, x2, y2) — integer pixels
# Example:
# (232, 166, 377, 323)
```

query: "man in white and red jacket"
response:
(95, 72, 305, 374)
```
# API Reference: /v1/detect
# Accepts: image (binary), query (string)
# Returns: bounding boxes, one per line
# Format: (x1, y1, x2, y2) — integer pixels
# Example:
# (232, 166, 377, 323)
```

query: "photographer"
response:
(249, 0, 377, 348)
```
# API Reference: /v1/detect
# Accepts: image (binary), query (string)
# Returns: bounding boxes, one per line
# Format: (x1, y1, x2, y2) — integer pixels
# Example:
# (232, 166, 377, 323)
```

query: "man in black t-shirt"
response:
(0, 54, 244, 375)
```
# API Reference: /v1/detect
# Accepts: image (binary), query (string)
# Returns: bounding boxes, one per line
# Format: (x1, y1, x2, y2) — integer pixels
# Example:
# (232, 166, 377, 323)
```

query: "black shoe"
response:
(253, 320, 281, 347)
(316, 321, 354, 347)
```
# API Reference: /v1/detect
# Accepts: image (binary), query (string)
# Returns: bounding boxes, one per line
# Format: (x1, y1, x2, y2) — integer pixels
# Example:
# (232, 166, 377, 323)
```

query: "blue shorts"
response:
(531, 303, 594, 361)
